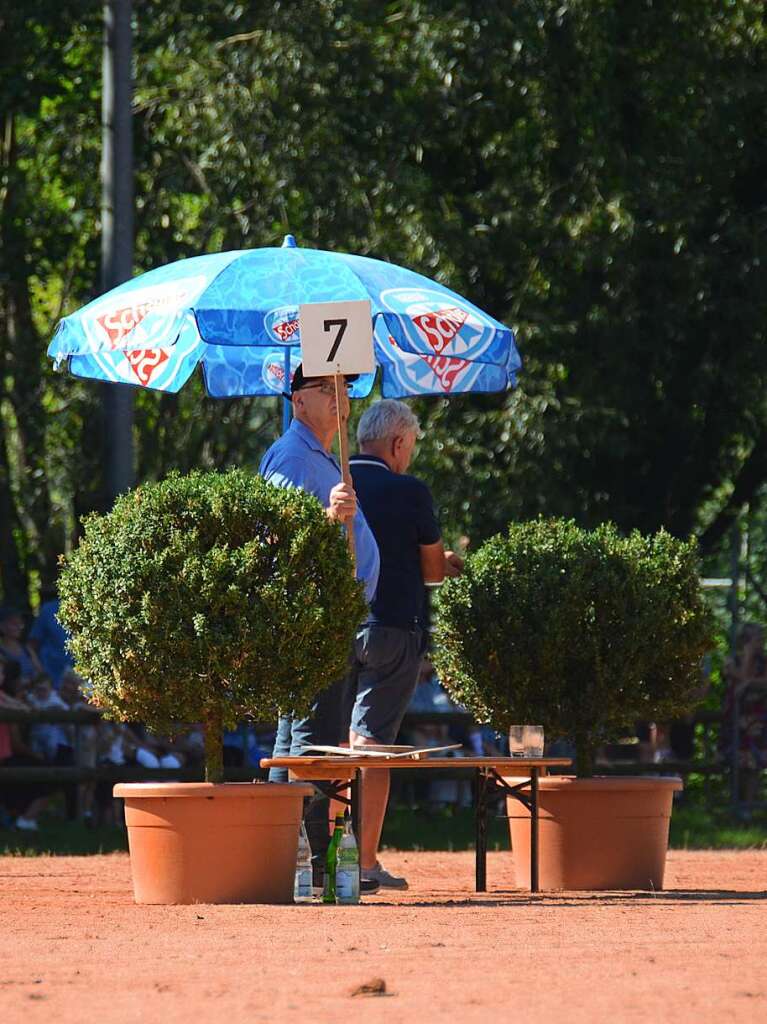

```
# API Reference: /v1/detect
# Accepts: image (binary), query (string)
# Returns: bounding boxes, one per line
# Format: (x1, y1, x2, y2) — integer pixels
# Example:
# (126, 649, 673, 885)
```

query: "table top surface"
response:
(260, 756, 572, 771)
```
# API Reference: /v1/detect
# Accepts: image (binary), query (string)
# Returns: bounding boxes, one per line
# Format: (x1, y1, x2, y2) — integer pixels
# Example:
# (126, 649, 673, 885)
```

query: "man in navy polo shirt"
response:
(260, 363, 380, 888)
(347, 399, 462, 890)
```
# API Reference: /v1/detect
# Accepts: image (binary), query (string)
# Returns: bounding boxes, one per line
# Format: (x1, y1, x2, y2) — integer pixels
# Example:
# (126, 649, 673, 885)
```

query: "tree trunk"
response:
(203, 706, 224, 784)
(574, 732, 595, 778)
(0, 108, 52, 597)
(0, 413, 28, 606)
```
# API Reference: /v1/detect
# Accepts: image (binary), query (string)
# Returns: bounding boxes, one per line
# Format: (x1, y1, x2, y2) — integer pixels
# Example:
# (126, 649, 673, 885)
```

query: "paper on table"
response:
(298, 744, 463, 760)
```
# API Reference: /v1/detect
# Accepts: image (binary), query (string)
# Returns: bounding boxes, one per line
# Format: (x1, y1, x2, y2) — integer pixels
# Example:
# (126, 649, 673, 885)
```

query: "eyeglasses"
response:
(299, 381, 352, 397)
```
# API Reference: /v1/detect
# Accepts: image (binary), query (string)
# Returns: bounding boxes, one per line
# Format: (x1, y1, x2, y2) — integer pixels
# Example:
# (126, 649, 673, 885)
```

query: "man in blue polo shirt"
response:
(260, 363, 379, 888)
(347, 399, 462, 890)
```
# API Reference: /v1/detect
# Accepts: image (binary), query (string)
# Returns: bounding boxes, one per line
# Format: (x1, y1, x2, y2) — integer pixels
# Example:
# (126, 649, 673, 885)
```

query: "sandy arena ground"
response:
(2, 849, 766, 1024)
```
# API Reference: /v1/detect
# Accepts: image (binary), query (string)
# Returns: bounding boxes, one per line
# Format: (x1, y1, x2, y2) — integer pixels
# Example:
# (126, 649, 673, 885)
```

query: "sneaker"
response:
(360, 876, 380, 895)
(15, 816, 39, 832)
(361, 861, 408, 891)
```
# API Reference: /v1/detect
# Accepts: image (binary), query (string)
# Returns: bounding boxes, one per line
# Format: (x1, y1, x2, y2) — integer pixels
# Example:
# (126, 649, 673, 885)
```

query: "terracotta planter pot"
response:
(114, 781, 314, 904)
(503, 775, 682, 890)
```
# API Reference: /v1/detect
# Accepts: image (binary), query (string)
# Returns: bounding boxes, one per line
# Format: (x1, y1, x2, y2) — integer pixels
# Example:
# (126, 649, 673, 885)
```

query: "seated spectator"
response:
(0, 656, 29, 704)
(94, 722, 152, 825)
(58, 670, 100, 823)
(129, 724, 185, 769)
(26, 674, 72, 763)
(97, 722, 182, 769)
(0, 659, 26, 714)
(29, 590, 74, 688)
(241, 726, 271, 769)
(97, 721, 133, 768)
(224, 725, 263, 768)
(26, 672, 79, 820)
(0, 607, 43, 686)
(721, 622, 767, 806)
(175, 725, 205, 769)
(0, 657, 51, 831)
(401, 660, 472, 811)
(401, 720, 472, 810)
(466, 724, 505, 758)
(134, 744, 184, 770)
(94, 722, 186, 825)
(408, 657, 459, 714)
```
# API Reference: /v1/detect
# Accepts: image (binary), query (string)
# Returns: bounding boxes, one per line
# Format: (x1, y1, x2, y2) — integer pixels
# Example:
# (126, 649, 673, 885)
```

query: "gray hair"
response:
(357, 399, 420, 447)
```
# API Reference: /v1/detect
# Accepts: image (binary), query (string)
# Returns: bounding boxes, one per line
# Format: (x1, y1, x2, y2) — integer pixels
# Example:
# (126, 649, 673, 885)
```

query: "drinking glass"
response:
(523, 724, 544, 757)
(508, 725, 525, 757)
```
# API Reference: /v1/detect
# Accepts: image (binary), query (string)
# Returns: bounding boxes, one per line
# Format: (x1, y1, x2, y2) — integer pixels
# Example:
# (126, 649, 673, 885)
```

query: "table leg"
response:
(475, 768, 488, 892)
(351, 768, 362, 848)
(530, 767, 539, 893)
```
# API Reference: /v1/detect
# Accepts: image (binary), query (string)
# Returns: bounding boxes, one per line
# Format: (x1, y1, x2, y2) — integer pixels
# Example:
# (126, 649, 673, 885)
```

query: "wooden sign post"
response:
(298, 299, 375, 562)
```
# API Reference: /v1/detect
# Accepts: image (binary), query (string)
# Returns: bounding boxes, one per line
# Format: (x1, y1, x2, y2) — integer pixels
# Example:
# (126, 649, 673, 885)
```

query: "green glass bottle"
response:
(322, 814, 345, 904)
(335, 813, 360, 905)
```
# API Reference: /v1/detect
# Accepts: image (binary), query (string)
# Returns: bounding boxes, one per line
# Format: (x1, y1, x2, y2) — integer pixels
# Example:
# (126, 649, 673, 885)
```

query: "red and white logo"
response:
(88, 276, 206, 350)
(97, 302, 155, 348)
(420, 353, 470, 392)
(262, 348, 300, 393)
(123, 348, 170, 387)
(412, 306, 469, 357)
(265, 306, 301, 345)
(272, 317, 300, 342)
(379, 287, 497, 362)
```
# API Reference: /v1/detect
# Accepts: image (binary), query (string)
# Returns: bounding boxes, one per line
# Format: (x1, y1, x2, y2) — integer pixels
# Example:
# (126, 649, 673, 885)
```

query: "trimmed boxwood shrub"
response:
(433, 518, 714, 776)
(58, 469, 366, 782)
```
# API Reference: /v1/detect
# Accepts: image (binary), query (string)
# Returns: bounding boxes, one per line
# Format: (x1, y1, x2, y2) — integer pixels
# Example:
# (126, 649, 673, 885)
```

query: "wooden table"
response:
(260, 756, 571, 893)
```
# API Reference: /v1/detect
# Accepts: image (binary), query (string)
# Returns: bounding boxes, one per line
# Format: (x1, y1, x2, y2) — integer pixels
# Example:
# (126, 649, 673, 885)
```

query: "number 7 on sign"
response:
(299, 299, 374, 377)
(324, 319, 347, 362)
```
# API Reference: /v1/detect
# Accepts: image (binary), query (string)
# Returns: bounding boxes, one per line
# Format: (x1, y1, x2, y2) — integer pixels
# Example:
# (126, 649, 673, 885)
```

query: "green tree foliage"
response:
(410, 1, 767, 549)
(433, 518, 715, 775)
(2, 1, 767, 606)
(57, 469, 366, 780)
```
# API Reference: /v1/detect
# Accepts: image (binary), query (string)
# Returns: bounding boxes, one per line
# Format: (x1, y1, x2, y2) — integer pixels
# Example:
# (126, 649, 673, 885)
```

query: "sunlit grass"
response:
(2, 795, 766, 856)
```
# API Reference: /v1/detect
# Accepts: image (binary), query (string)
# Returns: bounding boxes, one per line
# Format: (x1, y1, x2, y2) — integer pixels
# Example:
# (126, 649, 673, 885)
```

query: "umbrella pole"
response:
(334, 373, 356, 565)
(282, 348, 292, 432)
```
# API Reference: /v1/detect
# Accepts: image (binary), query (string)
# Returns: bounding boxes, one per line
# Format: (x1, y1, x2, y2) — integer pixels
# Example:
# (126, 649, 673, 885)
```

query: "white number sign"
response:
(299, 299, 374, 377)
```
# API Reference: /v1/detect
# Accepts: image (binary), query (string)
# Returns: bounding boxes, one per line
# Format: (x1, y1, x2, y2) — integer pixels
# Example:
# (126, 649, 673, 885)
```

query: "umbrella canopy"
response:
(48, 236, 521, 399)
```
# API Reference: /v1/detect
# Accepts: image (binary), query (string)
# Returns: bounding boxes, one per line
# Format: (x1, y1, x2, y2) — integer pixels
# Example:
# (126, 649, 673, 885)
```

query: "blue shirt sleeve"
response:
(260, 454, 319, 498)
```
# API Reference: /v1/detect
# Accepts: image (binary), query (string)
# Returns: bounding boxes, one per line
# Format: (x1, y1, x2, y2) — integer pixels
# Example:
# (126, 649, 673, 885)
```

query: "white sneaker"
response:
(15, 816, 39, 832)
(361, 861, 408, 890)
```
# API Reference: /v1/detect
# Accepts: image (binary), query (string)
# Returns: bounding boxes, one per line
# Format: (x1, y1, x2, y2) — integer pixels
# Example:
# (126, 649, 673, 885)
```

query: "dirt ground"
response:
(2, 849, 766, 1024)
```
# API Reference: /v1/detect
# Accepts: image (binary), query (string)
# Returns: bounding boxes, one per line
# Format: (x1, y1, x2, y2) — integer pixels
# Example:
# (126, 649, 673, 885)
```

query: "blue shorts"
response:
(346, 624, 423, 744)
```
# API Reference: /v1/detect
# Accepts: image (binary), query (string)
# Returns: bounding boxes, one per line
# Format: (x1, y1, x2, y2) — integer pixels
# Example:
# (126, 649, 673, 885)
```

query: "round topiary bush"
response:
(58, 469, 366, 781)
(433, 518, 714, 776)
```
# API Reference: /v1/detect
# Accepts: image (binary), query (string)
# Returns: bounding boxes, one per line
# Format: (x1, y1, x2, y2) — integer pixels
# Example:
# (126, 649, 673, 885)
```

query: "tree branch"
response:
(698, 433, 767, 554)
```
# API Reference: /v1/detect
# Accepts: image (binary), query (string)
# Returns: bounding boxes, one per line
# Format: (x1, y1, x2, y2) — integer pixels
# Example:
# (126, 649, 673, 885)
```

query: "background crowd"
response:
(3, 593, 767, 832)
(0, 601, 273, 831)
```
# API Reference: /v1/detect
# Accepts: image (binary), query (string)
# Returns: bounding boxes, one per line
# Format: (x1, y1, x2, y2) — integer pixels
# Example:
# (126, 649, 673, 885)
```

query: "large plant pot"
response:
(503, 775, 682, 890)
(114, 781, 314, 904)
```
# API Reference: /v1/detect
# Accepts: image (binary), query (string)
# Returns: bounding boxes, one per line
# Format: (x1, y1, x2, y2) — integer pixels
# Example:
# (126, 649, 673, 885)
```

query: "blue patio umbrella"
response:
(48, 236, 521, 420)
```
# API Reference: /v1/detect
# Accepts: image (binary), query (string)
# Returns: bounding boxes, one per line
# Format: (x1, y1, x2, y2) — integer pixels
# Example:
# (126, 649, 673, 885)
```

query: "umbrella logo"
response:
(378, 287, 499, 362)
(421, 352, 470, 392)
(376, 328, 473, 394)
(265, 306, 301, 345)
(85, 276, 207, 351)
(124, 348, 171, 387)
(376, 288, 501, 394)
(97, 301, 159, 348)
(262, 349, 301, 393)
(411, 305, 468, 355)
